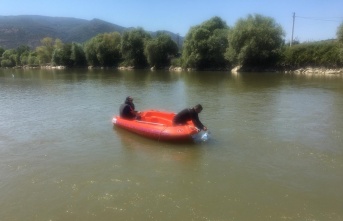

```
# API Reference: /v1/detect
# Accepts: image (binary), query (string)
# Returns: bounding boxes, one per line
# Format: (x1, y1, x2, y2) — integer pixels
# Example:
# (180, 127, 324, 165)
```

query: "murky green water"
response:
(1, 69, 342, 220)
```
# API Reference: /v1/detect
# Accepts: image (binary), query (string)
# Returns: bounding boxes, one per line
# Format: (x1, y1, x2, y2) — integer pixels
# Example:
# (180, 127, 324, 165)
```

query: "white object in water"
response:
(201, 132, 209, 141)
(192, 130, 211, 142)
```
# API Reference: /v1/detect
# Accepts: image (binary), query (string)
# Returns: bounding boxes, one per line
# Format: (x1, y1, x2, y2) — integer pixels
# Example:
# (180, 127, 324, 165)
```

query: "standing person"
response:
(173, 104, 207, 131)
(119, 96, 140, 120)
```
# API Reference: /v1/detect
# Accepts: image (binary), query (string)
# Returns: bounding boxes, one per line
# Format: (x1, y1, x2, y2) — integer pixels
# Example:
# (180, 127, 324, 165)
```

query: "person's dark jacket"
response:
(119, 101, 136, 119)
(173, 108, 205, 130)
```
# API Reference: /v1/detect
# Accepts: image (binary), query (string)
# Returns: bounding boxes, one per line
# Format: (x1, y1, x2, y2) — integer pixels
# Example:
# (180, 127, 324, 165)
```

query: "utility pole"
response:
(290, 12, 295, 47)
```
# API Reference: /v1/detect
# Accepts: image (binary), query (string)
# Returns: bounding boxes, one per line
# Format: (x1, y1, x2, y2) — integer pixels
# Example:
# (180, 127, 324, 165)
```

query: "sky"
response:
(1, 0, 342, 42)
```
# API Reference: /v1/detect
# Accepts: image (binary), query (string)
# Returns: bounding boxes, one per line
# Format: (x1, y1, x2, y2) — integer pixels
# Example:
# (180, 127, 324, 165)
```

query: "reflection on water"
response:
(114, 126, 205, 164)
(0, 69, 343, 220)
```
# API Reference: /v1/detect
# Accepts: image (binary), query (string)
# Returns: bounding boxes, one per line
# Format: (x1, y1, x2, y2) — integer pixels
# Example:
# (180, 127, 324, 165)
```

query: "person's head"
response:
(194, 104, 203, 113)
(125, 96, 133, 103)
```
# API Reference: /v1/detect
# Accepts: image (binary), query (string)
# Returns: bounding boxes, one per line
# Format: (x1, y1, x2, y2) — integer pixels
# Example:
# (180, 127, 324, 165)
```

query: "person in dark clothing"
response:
(119, 96, 140, 120)
(173, 104, 207, 131)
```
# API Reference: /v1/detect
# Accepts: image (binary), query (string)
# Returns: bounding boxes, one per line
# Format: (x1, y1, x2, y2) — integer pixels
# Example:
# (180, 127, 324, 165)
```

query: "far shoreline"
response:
(2, 65, 343, 76)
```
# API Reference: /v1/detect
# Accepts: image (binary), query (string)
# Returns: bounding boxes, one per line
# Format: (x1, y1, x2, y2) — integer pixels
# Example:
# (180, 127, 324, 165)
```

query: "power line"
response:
(290, 13, 341, 46)
(295, 16, 342, 22)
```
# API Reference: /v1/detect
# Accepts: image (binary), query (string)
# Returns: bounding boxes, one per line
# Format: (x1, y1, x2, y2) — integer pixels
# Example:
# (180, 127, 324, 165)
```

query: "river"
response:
(0, 69, 342, 221)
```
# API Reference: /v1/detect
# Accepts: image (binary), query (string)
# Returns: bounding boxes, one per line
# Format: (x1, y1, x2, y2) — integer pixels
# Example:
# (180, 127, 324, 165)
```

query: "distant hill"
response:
(0, 15, 183, 49)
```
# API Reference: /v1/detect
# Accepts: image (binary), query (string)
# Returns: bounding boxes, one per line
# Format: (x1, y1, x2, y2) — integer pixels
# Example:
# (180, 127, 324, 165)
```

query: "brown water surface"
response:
(1, 69, 342, 220)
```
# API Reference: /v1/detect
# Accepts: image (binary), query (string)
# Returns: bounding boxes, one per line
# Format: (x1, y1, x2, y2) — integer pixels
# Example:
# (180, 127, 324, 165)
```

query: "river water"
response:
(0, 69, 342, 221)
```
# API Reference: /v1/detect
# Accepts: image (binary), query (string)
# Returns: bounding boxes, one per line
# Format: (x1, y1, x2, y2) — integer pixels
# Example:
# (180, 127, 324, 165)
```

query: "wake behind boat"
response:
(112, 109, 201, 142)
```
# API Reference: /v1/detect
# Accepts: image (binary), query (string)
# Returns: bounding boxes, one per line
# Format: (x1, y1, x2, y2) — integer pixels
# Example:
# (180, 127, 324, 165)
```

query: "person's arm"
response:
(129, 103, 140, 116)
(129, 106, 138, 116)
(192, 113, 206, 130)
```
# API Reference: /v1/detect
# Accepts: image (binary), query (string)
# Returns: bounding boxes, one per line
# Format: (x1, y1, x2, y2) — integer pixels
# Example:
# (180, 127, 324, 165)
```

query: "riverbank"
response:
(286, 67, 343, 75)
(170, 65, 343, 75)
(231, 65, 343, 75)
(3, 65, 343, 76)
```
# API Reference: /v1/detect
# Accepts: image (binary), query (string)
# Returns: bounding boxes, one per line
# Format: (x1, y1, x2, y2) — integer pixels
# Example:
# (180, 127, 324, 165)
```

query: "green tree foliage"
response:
(337, 22, 343, 62)
(0, 47, 4, 67)
(84, 32, 122, 67)
(27, 51, 39, 66)
(144, 33, 178, 68)
(35, 38, 63, 65)
(0, 45, 39, 67)
(225, 14, 284, 69)
(15, 45, 30, 66)
(20, 51, 30, 65)
(36, 37, 55, 64)
(1, 49, 16, 67)
(52, 43, 73, 67)
(84, 37, 98, 66)
(282, 41, 341, 68)
(182, 16, 229, 69)
(337, 22, 343, 43)
(0, 46, 31, 67)
(121, 28, 151, 68)
(71, 43, 87, 67)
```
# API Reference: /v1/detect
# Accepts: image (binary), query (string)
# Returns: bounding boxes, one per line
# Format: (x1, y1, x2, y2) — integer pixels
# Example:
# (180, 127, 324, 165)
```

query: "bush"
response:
(282, 40, 342, 68)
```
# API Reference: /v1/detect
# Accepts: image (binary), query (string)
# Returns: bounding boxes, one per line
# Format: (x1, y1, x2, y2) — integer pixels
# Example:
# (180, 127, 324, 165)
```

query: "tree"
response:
(337, 22, 343, 62)
(97, 32, 122, 66)
(337, 22, 343, 43)
(36, 37, 54, 64)
(182, 16, 229, 69)
(15, 45, 30, 66)
(20, 51, 30, 65)
(52, 43, 73, 67)
(71, 43, 87, 67)
(1, 49, 16, 67)
(84, 32, 122, 67)
(144, 33, 178, 68)
(84, 37, 99, 66)
(225, 14, 285, 69)
(28, 51, 39, 66)
(35, 37, 62, 65)
(121, 28, 151, 68)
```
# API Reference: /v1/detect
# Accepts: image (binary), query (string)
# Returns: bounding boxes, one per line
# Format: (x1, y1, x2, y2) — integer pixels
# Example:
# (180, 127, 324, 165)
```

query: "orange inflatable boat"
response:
(112, 110, 200, 142)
